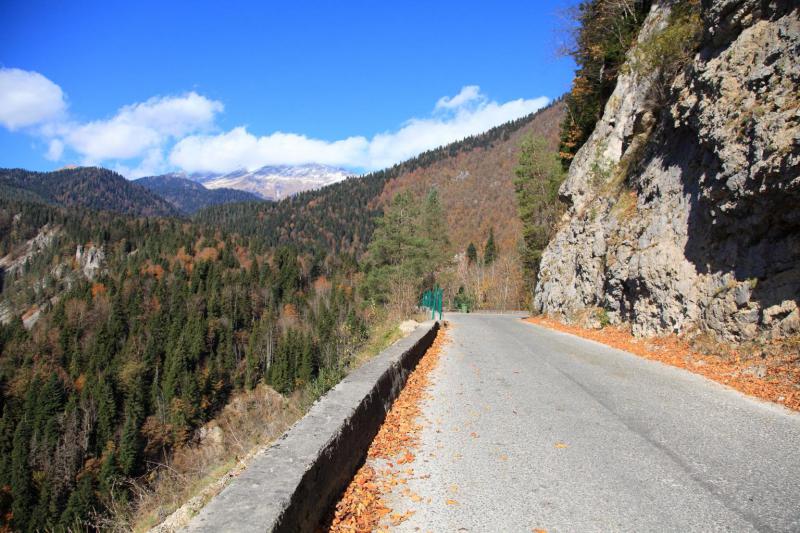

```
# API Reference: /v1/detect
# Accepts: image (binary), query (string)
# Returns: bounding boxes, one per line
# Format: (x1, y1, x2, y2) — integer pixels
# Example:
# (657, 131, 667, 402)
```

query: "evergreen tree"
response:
(296, 333, 314, 387)
(361, 188, 452, 307)
(483, 228, 498, 266)
(11, 412, 34, 532)
(466, 242, 478, 264)
(95, 376, 117, 452)
(514, 135, 565, 300)
(421, 189, 450, 269)
(117, 388, 144, 477)
(59, 475, 94, 531)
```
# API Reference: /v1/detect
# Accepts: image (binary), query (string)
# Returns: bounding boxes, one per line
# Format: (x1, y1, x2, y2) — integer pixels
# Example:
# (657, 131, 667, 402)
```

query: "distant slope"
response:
(135, 173, 264, 214)
(0, 167, 179, 217)
(192, 164, 351, 200)
(380, 99, 564, 254)
(194, 100, 565, 256)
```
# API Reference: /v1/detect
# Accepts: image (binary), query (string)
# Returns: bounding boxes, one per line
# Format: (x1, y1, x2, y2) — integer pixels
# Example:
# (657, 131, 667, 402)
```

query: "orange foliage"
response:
(21, 306, 39, 321)
(282, 303, 298, 320)
(91, 282, 106, 298)
(175, 247, 192, 265)
(377, 102, 565, 255)
(74, 374, 87, 393)
(527, 316, 800, 412)
(328, 326, 449, 532)
(313, 276, 332, 293)
(235, 245, 252, 269)
(142, 262, 165, 280)
(196, 246, 219, 262)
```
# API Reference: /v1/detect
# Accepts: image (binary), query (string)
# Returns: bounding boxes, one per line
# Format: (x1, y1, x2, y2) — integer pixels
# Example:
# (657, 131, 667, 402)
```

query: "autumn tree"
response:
(558, 0, 651, 167)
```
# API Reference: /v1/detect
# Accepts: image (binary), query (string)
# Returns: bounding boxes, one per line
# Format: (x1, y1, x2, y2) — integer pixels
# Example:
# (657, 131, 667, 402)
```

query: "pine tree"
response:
(117, 387, 144, 477)
(0, 404, 14, 486)
(95, 376, 117, 452)
(269, 334, 292, 395)
(60, 474, 95, 530)
(362, 191, 430, 305)
(483, 228, 498, 266)
(11, 413, 34, 532)
(421, 188, 450, 270)
(514, 134, 565, 299)
(36, 373, 65, 451)
(466, 242, 478, 264)
(296, 333, 314, 387)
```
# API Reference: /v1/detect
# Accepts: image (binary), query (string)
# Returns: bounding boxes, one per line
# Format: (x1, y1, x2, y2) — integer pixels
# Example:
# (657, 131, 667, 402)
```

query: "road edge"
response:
(183, 320, 441, 533)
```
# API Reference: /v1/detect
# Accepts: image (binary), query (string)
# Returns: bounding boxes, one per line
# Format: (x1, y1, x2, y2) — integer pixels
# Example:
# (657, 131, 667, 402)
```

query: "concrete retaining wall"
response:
(184, 321, 440, 533)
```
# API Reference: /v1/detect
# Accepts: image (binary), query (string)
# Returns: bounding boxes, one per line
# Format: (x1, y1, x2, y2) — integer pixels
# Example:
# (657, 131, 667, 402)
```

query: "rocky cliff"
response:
(535, 0, 799, 341)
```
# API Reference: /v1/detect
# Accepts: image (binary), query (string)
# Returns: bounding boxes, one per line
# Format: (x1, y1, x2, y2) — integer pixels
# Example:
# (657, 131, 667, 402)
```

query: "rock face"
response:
(75, 244, 105, 280)
(535, 1, 799, 341)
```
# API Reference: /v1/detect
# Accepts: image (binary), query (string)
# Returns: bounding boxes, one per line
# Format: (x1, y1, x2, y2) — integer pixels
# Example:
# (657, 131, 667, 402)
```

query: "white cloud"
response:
(171, 86, 549, 173)
(113, 148, 169, 179)
(0, 68, 66, 130)
(170, 127, 370, 173)
(435, 85, 483, 110)
(63, 92, 223, 161)
(2, 73, 549, 178)
(45, 139, 64, 161)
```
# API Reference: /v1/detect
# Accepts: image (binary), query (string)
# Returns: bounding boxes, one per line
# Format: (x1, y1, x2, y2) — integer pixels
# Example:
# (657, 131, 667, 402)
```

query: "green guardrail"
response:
(421, 286, 443, 320)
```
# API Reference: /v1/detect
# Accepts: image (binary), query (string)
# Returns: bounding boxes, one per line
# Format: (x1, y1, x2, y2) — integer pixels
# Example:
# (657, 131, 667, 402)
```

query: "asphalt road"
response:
(382, 313, 800, 532)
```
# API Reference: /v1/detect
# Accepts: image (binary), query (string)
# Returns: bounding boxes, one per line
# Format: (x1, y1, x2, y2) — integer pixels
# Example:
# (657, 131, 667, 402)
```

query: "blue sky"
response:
(0, 0, 577, 177)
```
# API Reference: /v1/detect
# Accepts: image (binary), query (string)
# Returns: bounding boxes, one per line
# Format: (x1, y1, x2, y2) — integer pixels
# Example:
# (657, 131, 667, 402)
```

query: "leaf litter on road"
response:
(327, 325, 449, 532)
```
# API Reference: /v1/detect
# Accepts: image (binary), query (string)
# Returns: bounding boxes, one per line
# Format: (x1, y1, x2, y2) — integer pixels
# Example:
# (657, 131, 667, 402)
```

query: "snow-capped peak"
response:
(193, 164, 352, 200)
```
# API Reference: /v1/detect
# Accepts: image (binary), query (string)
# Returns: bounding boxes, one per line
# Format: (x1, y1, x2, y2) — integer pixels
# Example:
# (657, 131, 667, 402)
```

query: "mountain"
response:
(135, 173, 265, 214)
(377, 101, 564, 255)
(0, 166, 180, 217)
(193, 163, 352, 200)
(193, 101, 565, 257)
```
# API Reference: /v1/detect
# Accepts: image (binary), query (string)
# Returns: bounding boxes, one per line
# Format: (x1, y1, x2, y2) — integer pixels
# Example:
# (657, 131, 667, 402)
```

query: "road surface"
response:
(382, 313, 800, 532)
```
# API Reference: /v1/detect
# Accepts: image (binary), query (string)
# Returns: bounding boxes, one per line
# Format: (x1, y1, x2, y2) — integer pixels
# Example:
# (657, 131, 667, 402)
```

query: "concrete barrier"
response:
(184, 320, 441, 533)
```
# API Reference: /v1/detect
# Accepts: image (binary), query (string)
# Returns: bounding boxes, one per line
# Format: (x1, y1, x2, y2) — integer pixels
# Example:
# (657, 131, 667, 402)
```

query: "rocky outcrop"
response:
(535, 1, 799, 341)
(75, 244, 105, 280)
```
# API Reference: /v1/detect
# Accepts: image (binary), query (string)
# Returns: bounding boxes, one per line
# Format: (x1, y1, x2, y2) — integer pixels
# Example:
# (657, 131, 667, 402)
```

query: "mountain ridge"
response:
(0, 166, 180, 217)
(134, 173, 265, 214)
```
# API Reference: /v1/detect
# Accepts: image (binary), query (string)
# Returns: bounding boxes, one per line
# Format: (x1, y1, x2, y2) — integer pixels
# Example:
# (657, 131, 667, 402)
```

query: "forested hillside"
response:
(134, 174, 264, 214)
(194, 104, 564, 258)
(379, 100, 564, 256)
(0, 168, 179, 218)
(0, 197, 371, 531)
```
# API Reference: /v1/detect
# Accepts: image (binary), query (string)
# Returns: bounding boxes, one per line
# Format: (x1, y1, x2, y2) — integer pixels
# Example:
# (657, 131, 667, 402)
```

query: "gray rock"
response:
(535, 1, 800, 343)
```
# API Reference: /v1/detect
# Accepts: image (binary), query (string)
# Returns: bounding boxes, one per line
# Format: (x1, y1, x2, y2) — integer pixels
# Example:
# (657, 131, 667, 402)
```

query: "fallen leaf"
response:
(555, 442, 568, 449)
(446, 499, 459, 505)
